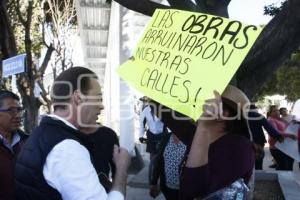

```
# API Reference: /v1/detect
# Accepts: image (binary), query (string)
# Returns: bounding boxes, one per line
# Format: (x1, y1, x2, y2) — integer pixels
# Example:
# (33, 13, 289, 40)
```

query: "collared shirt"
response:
(43, 114, 124, 200)
(139, 105, 164, 137)
(47, 114, 78, 130)
(0, 132, 21, 152)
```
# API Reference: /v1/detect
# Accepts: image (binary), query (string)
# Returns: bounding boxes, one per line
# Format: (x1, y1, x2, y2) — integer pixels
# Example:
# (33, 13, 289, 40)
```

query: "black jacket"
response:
(89, 126, 118, 177)
(15, 116, 91, 200)
(248, 111, 282, 145)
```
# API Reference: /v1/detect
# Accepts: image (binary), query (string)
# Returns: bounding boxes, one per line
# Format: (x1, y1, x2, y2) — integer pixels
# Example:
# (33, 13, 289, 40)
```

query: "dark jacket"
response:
(15, 116, 91, 200)
(248, 111, 282, 145)
(0, 130, 27, 200)
(89, 126, 118, 177)
(88, 126, 119, 192)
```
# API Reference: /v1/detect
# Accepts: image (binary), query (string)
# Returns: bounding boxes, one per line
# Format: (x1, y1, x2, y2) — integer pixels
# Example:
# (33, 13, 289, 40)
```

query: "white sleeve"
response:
(139, 109, 146, 138)
(43, 139, 124, 200)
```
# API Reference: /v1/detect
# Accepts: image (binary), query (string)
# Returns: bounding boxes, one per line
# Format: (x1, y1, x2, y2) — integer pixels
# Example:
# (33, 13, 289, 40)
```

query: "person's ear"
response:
(72, 90, 82, 105)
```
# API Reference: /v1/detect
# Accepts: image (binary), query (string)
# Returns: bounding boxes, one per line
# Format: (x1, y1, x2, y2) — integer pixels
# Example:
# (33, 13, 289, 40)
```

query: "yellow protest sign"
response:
(118, 9, 263, 120)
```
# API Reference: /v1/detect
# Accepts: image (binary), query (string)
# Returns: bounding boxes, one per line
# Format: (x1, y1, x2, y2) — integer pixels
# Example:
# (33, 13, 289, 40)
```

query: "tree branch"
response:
(194, 0, 208, 10)
(23, 0, 34, 82)
(204, 0, 230, 17)
(113, 0, 170, 16)
(193, 0, 232, 16)
(41, 1, 53, 48)
(0, 0, 17, 58)
(47, 0, 60, 35)
(38, 44, 54, 76)
(14, 0, 26, 26)
(26, 0, 34, 27)
(166, 0, 199, 11)
(37, 79, 51, 112)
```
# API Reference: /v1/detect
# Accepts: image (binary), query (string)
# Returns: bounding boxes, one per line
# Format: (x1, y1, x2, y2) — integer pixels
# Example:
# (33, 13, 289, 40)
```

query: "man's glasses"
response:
(0, 107, 24, 115)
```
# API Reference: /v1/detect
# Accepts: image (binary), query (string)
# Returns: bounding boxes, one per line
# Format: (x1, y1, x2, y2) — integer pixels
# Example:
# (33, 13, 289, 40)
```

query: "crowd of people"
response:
(0, 66, 299, 200)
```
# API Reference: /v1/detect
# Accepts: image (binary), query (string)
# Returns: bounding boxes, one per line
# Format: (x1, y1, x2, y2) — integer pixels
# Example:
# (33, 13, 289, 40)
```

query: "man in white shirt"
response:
(139, 97, 165, 159)
(15, 67, 130, 200)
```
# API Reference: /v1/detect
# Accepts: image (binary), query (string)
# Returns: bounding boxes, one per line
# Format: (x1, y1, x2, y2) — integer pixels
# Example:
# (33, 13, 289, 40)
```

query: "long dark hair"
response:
(268, 105, 278, 118)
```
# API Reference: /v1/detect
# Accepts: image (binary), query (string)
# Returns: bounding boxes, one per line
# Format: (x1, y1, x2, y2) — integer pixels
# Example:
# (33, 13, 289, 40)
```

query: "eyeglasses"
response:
(0, 107, 24, 115)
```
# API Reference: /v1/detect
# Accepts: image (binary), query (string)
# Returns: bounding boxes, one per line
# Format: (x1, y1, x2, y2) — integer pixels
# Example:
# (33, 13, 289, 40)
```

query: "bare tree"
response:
(0, 0, 77, 133)
(42, 0, 77, 76)
(38, 0, 77, 112)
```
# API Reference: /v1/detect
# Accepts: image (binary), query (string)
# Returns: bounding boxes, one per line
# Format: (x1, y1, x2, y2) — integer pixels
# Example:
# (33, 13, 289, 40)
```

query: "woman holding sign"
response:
(180, 85, 255, 199)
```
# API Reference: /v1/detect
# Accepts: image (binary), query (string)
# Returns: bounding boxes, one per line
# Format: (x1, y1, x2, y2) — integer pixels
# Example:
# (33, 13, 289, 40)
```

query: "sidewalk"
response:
(127, 144, 164, 200)
(127, 166, 164, 200)
(126, 146, 300, 200)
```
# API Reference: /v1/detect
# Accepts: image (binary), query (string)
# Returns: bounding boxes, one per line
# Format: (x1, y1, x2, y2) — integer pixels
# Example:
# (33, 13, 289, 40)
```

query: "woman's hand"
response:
(285, 134, 297, 140)
(277, 135, 284, 143)
(197, 90, 223, 130)
(186, 90, 223, 168)
(201, 90, 223, 119)
(149, 185, 160, 198)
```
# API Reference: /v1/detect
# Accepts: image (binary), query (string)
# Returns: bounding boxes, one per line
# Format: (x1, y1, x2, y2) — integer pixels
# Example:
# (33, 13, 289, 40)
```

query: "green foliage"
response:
(261, 0, 300, 102)
(255, 51, 300, 102)
(264, 1, 287, 16)
(7, 0, 43, 57)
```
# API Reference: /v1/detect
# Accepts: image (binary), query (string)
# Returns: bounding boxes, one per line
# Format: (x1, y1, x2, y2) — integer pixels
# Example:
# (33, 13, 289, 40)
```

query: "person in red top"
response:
(268, 105, 296, 171)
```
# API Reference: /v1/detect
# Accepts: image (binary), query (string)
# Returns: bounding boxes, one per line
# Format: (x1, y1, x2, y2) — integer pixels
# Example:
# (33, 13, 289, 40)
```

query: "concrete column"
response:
(104, 2, 121, 133)
(105, 2, 136, 153)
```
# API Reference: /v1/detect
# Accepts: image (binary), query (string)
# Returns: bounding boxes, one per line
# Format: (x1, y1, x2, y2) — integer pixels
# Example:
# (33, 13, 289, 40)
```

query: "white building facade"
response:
(75, 0, 153, 152)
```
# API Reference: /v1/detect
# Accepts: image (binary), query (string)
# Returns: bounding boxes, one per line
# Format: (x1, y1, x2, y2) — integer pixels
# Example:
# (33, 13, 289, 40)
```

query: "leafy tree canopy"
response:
(7, 0, 43, 57)
(257, 0, 300, 102)
(255, 51, 300, 102)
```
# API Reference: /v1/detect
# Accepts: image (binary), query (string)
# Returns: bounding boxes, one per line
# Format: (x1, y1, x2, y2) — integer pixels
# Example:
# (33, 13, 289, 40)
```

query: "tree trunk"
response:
(16, 79, 39, 133)
(237, 0, 300, 99)
(0, 0, 17, 58)
(0, 0, 16, 90)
